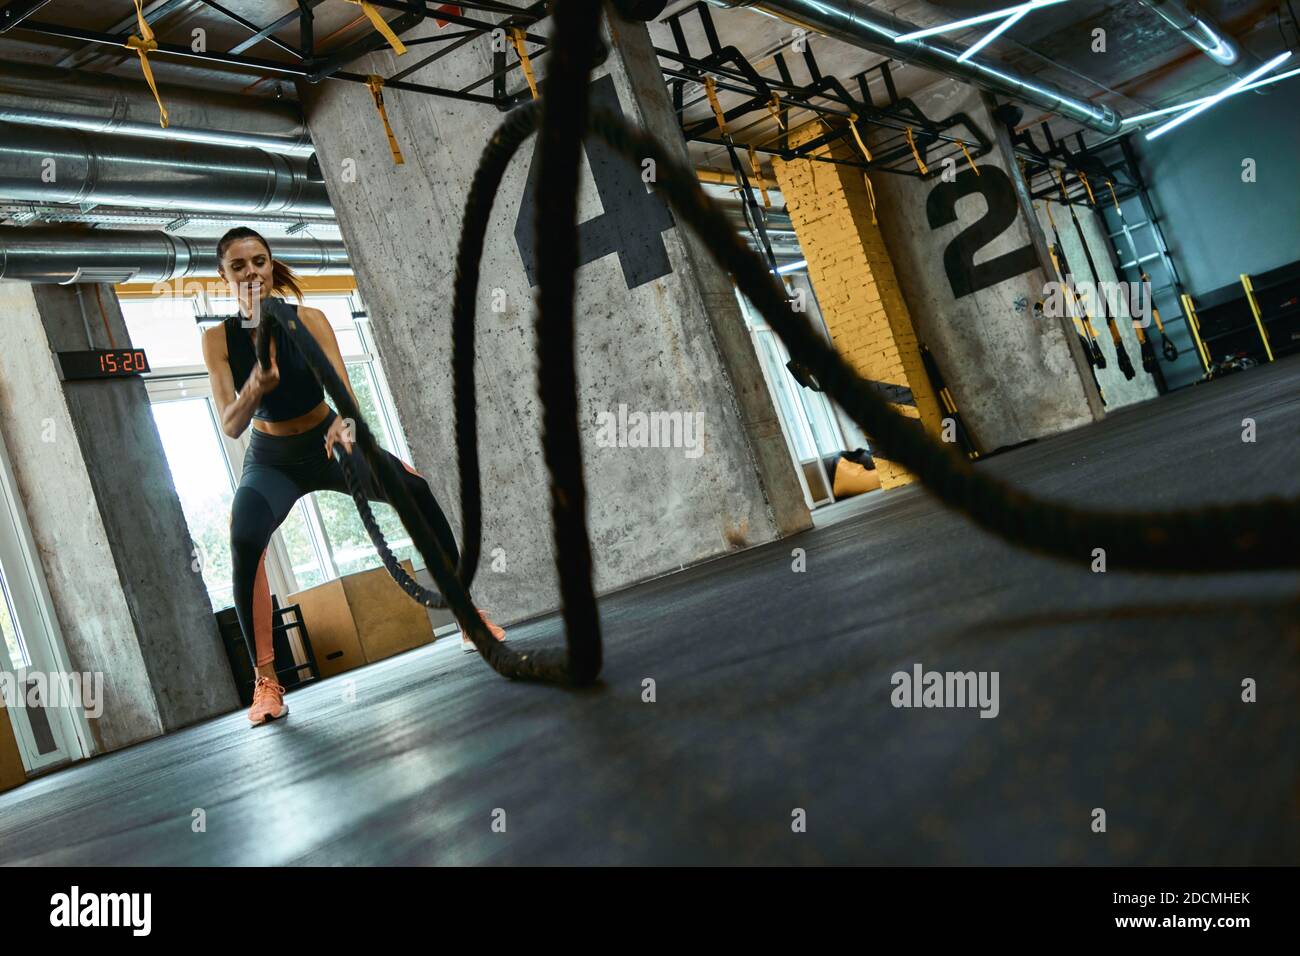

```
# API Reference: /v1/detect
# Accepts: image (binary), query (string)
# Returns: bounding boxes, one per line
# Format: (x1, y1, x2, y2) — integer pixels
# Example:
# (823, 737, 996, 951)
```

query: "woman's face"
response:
(219, 238, 273, 315)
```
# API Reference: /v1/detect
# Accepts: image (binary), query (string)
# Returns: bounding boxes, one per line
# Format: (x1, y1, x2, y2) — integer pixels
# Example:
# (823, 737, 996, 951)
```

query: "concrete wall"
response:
(1133, 86, 1300, 295)
(1120, 86, 1300, 389)
(867, 79, 1100, 453)
(299, 11, 808, 623)
(0, 282, 237, 753)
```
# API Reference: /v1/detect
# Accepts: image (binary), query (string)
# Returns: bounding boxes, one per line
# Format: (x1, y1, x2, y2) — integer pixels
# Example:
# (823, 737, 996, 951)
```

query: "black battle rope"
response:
(259, 0, 1300, 690)
(254, 301, 573, 684)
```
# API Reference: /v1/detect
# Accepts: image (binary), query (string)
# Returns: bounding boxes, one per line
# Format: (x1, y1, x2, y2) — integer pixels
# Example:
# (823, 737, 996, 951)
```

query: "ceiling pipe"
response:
(0, 227, 348, 284)
(0, 122, 331, 217)
(0, 61, 313, 155)
(0, 200, 338, 233)
(706, 0, 1123, 133)
(1132, 0, 1257, 76)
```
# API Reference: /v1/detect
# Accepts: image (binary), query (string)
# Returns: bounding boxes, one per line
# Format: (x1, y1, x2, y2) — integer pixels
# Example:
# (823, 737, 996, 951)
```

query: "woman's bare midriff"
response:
(251, 401, 331, 436)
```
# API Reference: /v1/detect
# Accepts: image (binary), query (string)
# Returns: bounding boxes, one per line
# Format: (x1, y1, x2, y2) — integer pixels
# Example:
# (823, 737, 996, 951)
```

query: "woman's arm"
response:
(202, 325, 274, 439)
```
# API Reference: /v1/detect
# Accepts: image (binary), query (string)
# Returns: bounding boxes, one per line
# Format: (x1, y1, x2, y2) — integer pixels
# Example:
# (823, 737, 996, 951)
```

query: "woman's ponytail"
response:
(271, 258, 305, 303)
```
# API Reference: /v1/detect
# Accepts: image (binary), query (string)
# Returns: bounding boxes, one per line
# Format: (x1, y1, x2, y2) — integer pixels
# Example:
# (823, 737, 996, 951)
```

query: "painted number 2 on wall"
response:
(926, 165, 1039, 299)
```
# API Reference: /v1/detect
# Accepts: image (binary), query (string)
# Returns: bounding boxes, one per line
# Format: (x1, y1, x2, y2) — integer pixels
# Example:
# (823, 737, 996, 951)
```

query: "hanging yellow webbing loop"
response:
(862, 173, 878, 225)
(767, 93, 785, 131)
(703, 76, 727, 136)
(904, 127, 929, 175)
(1105, 179, 1122, 213)
(509, 28, 539, 100)
(344, 0, 408, 55)
(365, 75, 405, 165)
(846, 114, 873, 163)
(125, 0, 168, 128)
(1076, 169, 1097, 206)
(955, 138, 980, 176)
(747, 145, 770, 209)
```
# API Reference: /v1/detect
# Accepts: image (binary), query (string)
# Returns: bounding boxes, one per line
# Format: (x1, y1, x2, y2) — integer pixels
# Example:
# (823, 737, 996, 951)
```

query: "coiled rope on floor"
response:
(260, 0, 1299, 689)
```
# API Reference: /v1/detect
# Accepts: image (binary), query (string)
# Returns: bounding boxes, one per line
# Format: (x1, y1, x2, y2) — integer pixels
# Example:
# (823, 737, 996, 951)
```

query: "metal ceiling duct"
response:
(707, 0, 1123, 133)
(0, 122, 331, 217)
(1132, 0, 1262, 80)
(0, 227, 349, 284)
(0, 61, 313, 155)
(1133, 0, 1239, 67)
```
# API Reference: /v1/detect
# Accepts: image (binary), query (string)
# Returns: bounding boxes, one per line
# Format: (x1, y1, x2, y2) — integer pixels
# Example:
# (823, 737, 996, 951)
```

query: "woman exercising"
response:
(201, 227, 504, 726)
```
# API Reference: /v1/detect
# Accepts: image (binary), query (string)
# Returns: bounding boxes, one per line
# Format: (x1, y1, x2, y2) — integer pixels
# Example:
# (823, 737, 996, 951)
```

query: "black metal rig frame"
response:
(4, 0, 994, 179)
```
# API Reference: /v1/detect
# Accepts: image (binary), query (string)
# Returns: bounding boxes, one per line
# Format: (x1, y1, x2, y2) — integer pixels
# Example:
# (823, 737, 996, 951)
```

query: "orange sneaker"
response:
(461, 608, 507, 652)
(248, 676, 289, 725)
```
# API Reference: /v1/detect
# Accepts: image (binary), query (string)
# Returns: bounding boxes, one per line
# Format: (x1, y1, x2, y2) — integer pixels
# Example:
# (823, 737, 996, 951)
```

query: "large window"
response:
(1, 572, 26, 670)
(122, 283, 420, 609)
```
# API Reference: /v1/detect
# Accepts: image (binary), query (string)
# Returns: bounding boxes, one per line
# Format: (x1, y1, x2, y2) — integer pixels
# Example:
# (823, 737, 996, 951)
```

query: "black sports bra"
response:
(223, 303, 325, 422)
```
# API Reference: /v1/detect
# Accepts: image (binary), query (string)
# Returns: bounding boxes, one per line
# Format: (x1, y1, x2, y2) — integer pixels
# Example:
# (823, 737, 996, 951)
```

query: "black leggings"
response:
(229, 408, 460, 668)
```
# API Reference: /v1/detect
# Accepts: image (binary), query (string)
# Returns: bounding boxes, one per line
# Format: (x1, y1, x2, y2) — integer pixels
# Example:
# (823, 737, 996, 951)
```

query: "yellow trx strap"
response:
(846, 114, 873, 163)
(1045, 201, 1102, 345)
(509, 28, 539, 100)
(904, 127, 928, 175)
(863, 173, 877, 225)
(365, 75, 405, 165)
(703, 76, 727, 136)
(747, 145, 770, 209)
(1077, 169, 1097, 206)
(1105, 179, 1121, 213)
(955, 138, 980, 176)
(125, 0, 168, 128)
(345, 0, 408, 55)
(767, 93, 785, 131)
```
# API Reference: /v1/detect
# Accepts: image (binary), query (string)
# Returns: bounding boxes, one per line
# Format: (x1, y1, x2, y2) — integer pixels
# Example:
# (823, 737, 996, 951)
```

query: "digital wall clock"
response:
(56, 348, 151, 381)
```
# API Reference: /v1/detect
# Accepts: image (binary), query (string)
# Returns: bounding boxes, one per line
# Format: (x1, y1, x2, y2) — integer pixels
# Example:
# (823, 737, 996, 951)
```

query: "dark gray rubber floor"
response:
(2, 360, 1297, 865)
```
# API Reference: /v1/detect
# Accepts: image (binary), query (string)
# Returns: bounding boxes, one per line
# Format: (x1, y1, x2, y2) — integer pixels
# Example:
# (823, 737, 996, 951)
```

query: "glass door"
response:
(0, 429, 89, 775)
(735, 285, 847, 508)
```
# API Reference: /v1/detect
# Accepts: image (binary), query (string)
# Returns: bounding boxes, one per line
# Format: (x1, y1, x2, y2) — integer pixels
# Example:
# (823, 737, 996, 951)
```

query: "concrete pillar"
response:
(772, 130, 944, 489)
(0, 282, 238, 754)
(980, 92, 1156, 410)
(866, 79, 1105, 453)
(298, 10, 809, 622)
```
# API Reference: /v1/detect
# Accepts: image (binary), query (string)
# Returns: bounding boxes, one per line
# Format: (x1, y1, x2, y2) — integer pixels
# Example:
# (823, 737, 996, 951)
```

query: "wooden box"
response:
(287, 559, 439, 676)
(0, 699, 26, 794)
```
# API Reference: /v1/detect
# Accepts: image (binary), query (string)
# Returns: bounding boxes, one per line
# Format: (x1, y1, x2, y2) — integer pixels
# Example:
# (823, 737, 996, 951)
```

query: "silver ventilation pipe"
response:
(0, 61, 313, 155)
(1133, 0, 1263, 81)
(707, 0, 1123, 133)
(0, 227, 349, 284)
(1133, 0, 1240, 68)
(0, 122, 331, 217)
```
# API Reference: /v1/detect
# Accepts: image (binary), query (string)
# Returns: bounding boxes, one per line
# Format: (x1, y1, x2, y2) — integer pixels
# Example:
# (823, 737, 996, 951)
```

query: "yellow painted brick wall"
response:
(772, 131, 941, 489)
